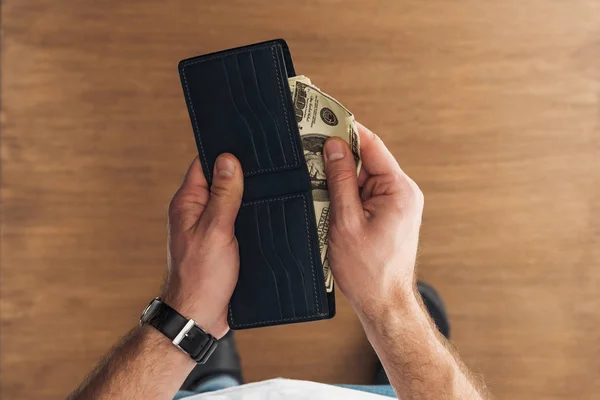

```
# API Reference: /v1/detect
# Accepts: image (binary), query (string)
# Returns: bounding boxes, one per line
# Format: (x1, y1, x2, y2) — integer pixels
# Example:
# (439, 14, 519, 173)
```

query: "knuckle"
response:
(368, 173, 399, 197)
(405, 178, 424, 208)
(327, 167, 356, 186)
(393, 179, 424, 212)
(383, 174, 400, 194)
(389, 195, 406, 213)
(210, 183, 232, 198)
(168, 193, 186, 217)
(169, 188, 208, 216)
(392, 172, 405, 185)
(210, 181, 243, 204)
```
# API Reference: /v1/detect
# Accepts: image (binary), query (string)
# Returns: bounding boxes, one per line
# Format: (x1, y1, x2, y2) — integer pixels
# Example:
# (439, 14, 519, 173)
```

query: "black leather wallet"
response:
(179, 39, 335, 329)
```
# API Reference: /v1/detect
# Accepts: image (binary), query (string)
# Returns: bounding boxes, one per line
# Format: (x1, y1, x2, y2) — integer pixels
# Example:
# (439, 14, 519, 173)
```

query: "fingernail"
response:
(216, 157, 235, 177)
(325, 139, 345, 162)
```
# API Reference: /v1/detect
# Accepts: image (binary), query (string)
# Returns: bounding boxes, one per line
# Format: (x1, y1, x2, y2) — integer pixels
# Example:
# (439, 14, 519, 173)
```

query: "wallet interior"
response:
(179, 39, 335, 329)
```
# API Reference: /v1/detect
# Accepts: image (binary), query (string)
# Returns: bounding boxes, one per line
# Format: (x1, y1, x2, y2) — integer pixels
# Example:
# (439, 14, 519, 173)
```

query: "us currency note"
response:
(288, 75, 312, 92)
(288, 79, 361, 292)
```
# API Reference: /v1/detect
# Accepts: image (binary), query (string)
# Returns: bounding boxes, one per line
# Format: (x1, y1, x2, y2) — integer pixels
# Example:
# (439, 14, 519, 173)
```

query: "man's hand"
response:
(68, 154, 244, 400)
(324, 123, 489, 399)
(162, 154, 243, 339)
(324, 122, 423, 315)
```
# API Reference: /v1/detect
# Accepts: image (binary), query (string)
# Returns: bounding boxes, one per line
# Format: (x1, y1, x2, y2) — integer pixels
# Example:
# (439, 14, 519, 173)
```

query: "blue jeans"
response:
(174, 376, 396, 399)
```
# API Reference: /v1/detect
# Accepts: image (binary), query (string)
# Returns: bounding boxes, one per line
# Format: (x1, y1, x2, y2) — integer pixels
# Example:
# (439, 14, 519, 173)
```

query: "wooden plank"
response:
(2, 1, 599, 398)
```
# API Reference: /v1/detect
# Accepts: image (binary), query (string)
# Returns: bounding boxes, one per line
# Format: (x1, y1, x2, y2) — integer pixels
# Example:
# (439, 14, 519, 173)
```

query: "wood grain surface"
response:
(2, 1, 600, 399)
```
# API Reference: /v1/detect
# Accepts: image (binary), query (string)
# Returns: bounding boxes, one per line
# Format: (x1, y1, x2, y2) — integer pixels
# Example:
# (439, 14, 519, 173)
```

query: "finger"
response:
(361, 172, 404, 201)
(198, 154, 244, 239)
(169, 157, 210, 232)
(357, 167, 369, 187)
(324, 137, 364, 229)
(363, 174, 424, 218)
(356, 122, 403, 176)
(182, 156, 209, 190)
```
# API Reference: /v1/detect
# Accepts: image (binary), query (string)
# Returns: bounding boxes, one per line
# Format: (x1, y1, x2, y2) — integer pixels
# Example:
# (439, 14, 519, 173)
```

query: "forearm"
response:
(68, 325, 195, 400)
(357, 291, 489, 400)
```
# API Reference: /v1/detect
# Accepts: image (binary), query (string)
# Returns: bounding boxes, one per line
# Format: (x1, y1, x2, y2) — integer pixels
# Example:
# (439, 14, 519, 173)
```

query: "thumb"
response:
(324, 138, 363, 227)
(168, 157, 210, 233)
(198, 154, 244, 238)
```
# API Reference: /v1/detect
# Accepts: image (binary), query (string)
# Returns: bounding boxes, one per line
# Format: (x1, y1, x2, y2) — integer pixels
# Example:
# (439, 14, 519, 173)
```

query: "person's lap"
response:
(175, 380, 396, 399)
(174, 281, 448, 400)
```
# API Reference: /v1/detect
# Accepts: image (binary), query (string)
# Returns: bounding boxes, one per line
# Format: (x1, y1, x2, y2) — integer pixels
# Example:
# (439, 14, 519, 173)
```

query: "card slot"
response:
(239, 52, 287, 166)
(260, 203, 296, 318)
(270, 201, 310, 315)
(263, 46, 298, 166)
(249, 204, 285, 317)
(180, 42, 301, 180)
(181, 58, 262, 178)
(280, 195, 321, 315)
(244, 45, 300, 169)
(236, 193, 321, 318)
(220, 59, 263, 169)
(251, 52, 287, 165)
(225, 56, 273, 168)
(230, 202, 283, 324)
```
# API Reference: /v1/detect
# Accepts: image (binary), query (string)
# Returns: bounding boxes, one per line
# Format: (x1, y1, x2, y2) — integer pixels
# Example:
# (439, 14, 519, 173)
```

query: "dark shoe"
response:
(180, 330, 243, 391)
(375, 281, 450, 385)
(417, 281, 450, 339)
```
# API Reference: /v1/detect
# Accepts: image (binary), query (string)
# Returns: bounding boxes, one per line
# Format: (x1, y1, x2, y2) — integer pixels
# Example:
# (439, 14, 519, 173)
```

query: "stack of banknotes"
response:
(288, 76, 362, 292)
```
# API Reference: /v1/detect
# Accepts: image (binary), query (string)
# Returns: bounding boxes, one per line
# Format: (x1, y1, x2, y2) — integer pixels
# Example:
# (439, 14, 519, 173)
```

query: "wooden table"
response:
(2, 1, 599, 398)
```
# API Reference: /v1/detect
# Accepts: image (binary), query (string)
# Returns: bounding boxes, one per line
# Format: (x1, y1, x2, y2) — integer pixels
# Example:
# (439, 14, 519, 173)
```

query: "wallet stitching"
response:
(221, 58, 263, 169)
(299, 194, 320, 314)
(229, 312, 329, 329)
(239, 194, 303, 207)
(181, 69, 210, 177)
(181, 43, 300, 179)
(251, 201, 284, 318)
(279, 200, 310, 313)
(249, 52, 288, 165)
(264, 203, 296, 317)
(230, 193, 322, 326)
(269, 46, 299, 166)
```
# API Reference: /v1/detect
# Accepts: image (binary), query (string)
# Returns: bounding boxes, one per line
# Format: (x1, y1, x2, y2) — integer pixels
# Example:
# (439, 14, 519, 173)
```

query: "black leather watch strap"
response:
(140, 298, 218, 364)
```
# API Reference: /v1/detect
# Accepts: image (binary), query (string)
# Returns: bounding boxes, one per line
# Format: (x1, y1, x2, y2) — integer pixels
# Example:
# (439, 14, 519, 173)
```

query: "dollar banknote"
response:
(288, 78, 361, 292)
(288, 75, 312, 92)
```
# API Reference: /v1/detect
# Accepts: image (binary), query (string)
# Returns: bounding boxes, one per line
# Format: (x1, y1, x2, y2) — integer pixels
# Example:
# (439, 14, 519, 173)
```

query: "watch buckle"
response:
(172, 319, 196, 350)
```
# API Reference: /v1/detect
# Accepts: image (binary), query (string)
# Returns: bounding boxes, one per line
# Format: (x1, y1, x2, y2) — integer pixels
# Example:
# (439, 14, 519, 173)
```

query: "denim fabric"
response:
(174, 375, 240, 399)
(337, 384, 396, 397)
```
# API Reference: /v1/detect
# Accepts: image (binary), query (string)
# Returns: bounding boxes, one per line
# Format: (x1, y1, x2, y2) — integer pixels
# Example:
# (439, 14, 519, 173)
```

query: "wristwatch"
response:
(139, 297, 218, 364)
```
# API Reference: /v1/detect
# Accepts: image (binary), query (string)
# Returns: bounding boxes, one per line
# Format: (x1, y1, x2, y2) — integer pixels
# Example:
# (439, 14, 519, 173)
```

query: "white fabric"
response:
(184, 378, 390, 399)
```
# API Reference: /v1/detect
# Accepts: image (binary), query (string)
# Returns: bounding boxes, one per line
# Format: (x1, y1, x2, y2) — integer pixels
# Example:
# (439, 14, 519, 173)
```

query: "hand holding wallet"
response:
(179, 39, 335, 329)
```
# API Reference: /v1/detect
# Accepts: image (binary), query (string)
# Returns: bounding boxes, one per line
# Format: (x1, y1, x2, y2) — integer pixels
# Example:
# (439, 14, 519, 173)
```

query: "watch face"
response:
(140, 298, 160, 324)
